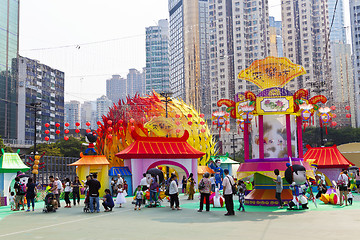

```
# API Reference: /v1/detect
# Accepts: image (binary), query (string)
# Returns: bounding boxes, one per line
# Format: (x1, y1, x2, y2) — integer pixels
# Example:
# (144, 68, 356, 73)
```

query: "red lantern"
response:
(107, 120, 112, 125)
(212, 121, 216, 125)
(331, 121, 337, 127)
(330, 106, 336, 111)
(75, 129, 80, 134)
(225, 120, 230, 125)
(225, 113, 230, 117)
(97, 121, 102, 125)
(55, 123, 60, 128)
(175, 114, 180, 118)
(141, 117, 146, 123)
(97, 128, 102, 132)
(130, 126, 135, 131)
(44, 130, 50, 134)
(130, 118, 135, 124)
(187, 114, 192, 118)
(75, 122, 80, 127)
(201, 128, 206, 133)
(55, 130, 60, 135)
(64, 136, 69, 141)
(44, 136, 50, 141)
(65, 122, 69, 127)
(199, 113, 205, 118)
(345, 106, 351, 111)
(346, 114, 351, 118)
(107, 127, 113, 132)
(225, 128, 230, 132)
(64, 129, 69, 134)
(188, 121, 193, 126)
(108, 134, 113, 139)
(118, 120, 123, 125)
(86, 122, 91, 127)
(119, 126, 124, 131)
(200, 121, 205, 125)
(45, 123, 50, 128)
(175, 121, 181, 126)
(176, 129, 181, 133)
(332, 114, 337, 118)
(86, 129, 91, 133)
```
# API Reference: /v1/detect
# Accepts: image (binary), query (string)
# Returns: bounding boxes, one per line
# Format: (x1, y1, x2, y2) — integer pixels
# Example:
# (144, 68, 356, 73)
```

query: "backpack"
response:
(18, 182, 27, 194)
(227, 176, 237, 195)
(198, 180, 205, 191)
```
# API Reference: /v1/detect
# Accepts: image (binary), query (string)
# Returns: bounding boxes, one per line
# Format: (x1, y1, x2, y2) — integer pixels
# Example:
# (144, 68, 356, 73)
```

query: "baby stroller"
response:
(43, 192, 57, 213)
(83, 191, 91, 212)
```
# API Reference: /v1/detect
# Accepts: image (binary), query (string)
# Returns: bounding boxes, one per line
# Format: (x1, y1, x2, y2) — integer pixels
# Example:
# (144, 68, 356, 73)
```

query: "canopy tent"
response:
(304, 145, 353, 169)
(0, 150, 30, 173)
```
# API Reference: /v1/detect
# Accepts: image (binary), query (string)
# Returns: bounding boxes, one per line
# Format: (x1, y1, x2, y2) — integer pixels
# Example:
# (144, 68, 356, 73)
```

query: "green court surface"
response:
(0, 193, 359, 240)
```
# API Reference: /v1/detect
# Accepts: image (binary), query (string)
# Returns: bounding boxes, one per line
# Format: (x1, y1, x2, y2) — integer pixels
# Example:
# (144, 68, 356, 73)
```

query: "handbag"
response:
(227, 176, 237, 195)
(337, 174, 346, 186)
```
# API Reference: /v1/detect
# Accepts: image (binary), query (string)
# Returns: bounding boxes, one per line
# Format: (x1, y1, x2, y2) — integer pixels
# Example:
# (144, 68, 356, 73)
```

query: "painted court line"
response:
(0, 208, 132, 238)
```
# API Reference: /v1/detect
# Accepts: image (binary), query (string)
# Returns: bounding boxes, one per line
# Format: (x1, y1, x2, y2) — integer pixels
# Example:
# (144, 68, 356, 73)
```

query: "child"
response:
(124, 180, 128, 192)
(348, 189, 354, 205)
(237, 180, 246, 212)
(134, 186, 143, 210)
(102, 189, 114, 212)
(9, 192, 15, 210)
(115, 184, 126, 208)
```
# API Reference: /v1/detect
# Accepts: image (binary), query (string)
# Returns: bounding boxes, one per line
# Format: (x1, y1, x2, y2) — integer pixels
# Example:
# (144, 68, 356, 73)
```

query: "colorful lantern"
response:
(75, 129, 80, 134)
(55, 130, 60, 135)
(44, 136, 50, 141)
(65, 122, 70, 127)
(345, 106, 351, 111)
(86, 129, 91, 133)
(107, 120, 112, 125)
(75, 122, 80, 127)
(44, 130, 50, 134)
(199, 114, 205, 118)
(45, 123, 50, 128)
(86, 122, 91, 127)
(64, 136, 69, 141)
(346, 114, 351, 118)
(64, 129, 69, 134)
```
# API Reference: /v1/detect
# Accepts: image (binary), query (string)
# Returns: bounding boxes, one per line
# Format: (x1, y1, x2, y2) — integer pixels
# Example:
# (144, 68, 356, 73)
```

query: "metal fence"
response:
(24, 155, 78, 185)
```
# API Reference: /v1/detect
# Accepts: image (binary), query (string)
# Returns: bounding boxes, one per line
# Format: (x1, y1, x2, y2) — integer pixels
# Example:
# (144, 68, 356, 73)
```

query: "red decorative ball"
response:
(199, 113, 205, 118)
(175, 121, 181, 126)
(225, 128, 230, 132)
(330, 106, 336, 111)
(200, 121, 205, 125)
(44, 136, 50, 141)
(187, 114, 192, 118)
(201, 128, 206, 133)
(212, 121, 216, 125)
(65, 122, 70, 127)
(130, 118, 135, 124)
(107, 120, 113, 125)
(130, 126, 135, 131)
(346, 114, 351, 118)
(331, 121, 337, 127)
(86, 129, 91, 133)
(176, 129, 181, 133)
(225, 120, 230, 125)
(118, 120, 123, 124)
(44, 130, 50, 134)
(55, 130, 60, 135)
(45, 123, 50, 128)
(64, 136, 69, 141)
(64, 129, 69, 134)
(188, 121, 192, 126)
(141, 117, 146, 122)
(86, 122, 91, 126)
(55, 123, 60, 128)
(332, 114, 337, 118)
(225, 113, 230, 117)
(107, 127, 113, 132)
(119, 127, 124, 131)
(97, 128, 102, 132)
(175, 114, 180, 118)
(108, 134, 113, 139)
(75, 129, 80, 133)
(97, 121, 102, 125)
(75, 122, 80, 127)
(345, 106, 351, 111)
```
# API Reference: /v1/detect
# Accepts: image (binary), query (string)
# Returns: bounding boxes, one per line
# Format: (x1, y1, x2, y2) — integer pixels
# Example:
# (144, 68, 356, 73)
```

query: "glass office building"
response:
(0, 0, 19, 139)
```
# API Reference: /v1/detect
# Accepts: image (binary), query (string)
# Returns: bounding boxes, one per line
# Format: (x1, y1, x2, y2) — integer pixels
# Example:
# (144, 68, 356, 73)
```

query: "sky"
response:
(19, 0, 286, 103)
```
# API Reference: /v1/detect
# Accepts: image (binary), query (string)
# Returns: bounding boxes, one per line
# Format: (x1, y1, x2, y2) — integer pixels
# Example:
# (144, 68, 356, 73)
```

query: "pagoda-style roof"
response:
(115, 130, 205, 159)
(198, 166, 215, 175)
(0, 150, 30, 173)
(304, 145, 354, 169)
(69, 154, 110, 166)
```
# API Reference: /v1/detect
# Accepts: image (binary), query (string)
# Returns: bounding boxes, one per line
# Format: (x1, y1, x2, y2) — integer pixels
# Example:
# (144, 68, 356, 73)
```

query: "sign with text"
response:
(256, 96, 294, 114)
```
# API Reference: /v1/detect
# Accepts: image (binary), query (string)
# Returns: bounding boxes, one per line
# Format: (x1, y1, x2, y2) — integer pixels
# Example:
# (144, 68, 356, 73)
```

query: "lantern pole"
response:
(30, 102, 41, 183)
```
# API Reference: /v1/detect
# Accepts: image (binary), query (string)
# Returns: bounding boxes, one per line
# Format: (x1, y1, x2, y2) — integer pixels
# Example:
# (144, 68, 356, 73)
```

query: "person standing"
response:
(198, 173, 211, 212)
(210, 174, 216, 192)
(64, 178, 72, 208)
(13, 177, 25, 211)
(338, 170, 349, 206)
(222, 169, 235, 216)
(117, 174, 124, 188)
(71, 176, 82, 206)
(169, 175, 181, 210)
(273, 169, 283, 209)
(87, 173, 101, 213)
(140, 173, 148, 191)
(54, 177, 62, 208)
(25, 177, 37, 212)
(49, 176, 59, 209)
(187, 173, 195, 200)
(181, 176, 187, 194)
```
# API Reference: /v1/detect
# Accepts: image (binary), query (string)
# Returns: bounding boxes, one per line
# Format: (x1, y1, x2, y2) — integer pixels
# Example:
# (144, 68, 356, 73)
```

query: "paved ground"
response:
(0, 193, 360, 240)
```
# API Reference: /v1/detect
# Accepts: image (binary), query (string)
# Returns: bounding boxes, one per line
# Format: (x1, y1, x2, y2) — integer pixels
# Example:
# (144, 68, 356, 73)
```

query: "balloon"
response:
(108, 127, 113, 132)
(64, 129, 69, 134)
(45, 123, 50, 128)
(345, 106, 351, 110)
(86, 122, 91, 126)
(65, 122, 69, 127)
(199, 113, 205, 118)
(55, 130, 60, 135)
(225, 128, 230, 132)
(55, 123, 60, 128)
(188, 121, 193, 126)
(330, 106, 336, 111)
(188, 114, 192, 118)
(86, 129, 91, 133)
(346, 114, 351, 118)
(44, 130, 50, 134)
(130, 126, 135, 131)
(130, 118, 135, 124)
(331, 121, 337, 127)
(332, 114, 337, 118)
(201, 128, 206, 133)
(175, 114, 180, 118)
(44, 136, 50, 141)
(75, 122, 80, 127)
(75, 129, 80, 134)
(64, 136, 69, 141)
(175, 121, 181, 126)
(200, 121, 205, 125)
(107, 120, 113, 125)
(176, 129, 181, 133)
(108, 134, 113, 139)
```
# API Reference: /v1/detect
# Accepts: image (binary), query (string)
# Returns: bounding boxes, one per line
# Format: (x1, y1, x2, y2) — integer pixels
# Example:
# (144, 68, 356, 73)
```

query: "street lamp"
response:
(29, 102, 41, 183)
(160, 91, 173, 118)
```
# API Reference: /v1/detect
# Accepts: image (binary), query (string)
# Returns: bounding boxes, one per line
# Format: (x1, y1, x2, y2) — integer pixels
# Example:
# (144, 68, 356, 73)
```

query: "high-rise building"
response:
(350, 0, 360, 127)
(328, 0, 346, 44)
(17, 56, 65, 143)
(65, 101, 80, 129)
(168, 0, 210, 114)
(281, 0, 332, 100)
(208, 0, 270, 154)
(96, 95, 112, 123)
(127, 68, 145, 97)
(269, 16, 283, 57)
(145, 19, 170, 94)
(106, 75, 127, 103)
(0, 0, 19, 140)
(81, 101, 97, 128)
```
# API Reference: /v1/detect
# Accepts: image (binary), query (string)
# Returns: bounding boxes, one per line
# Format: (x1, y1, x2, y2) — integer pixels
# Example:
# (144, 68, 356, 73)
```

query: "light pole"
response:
(29, 102, 41, 183)
(160, 91, 173, 118)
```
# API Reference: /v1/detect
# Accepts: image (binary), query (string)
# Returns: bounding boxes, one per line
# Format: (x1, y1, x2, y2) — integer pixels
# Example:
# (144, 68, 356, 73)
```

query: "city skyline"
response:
(19, 0, 283, 104)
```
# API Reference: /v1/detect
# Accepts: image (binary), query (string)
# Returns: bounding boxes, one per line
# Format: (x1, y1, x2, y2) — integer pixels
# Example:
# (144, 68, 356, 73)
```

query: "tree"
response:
(0, 135, 13, 156)
(303, 127, 360, 147)
(27, 137, 84, 157)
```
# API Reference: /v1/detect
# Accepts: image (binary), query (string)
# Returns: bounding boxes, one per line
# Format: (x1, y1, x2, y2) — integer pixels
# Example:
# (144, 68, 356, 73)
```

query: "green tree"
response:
(55, 137, 83, 157)
(0, 135, 13, 156)
(28, 143, 62, 156)
(303, 127, 360, 147)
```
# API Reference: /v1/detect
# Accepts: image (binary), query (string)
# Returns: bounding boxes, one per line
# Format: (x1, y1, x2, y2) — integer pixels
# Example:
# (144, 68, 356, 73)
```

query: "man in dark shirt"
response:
(14, 177, 25, 211)
(86, 173, 101, 213)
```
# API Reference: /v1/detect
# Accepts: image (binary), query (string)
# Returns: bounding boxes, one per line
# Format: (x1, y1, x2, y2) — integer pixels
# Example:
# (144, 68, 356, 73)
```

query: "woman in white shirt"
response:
(169, 175, 181, 210)
(64, 178, 72, 208)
